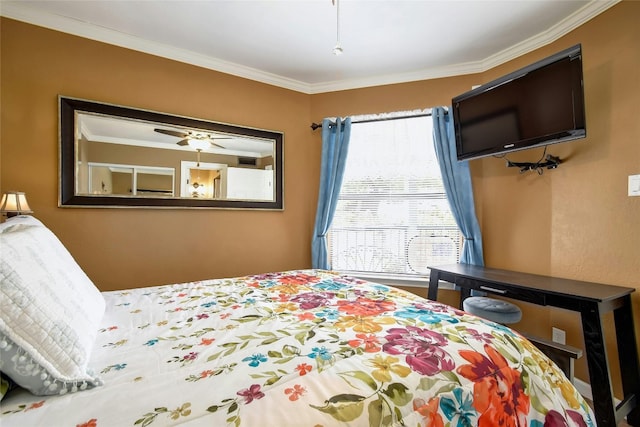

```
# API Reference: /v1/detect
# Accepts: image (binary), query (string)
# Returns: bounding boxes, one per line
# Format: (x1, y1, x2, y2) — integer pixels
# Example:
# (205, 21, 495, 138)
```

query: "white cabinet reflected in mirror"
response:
(59, 97, 283, 210)
(84, 163, 175, 197)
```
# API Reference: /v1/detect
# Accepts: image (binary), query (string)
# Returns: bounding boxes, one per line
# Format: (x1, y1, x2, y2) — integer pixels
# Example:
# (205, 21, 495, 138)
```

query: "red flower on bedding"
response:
(337, 297, 396, 316)
(413, 397, 444, 427)
(25, 401, 45, 411)
(284, 384, 307, 401)
(295, 363, 312, 376)
(297, 312, 315, 322)
(77, 419, 97, 427)
(348, 333, 381, 352)
(278, 273, 321, 286)
(457, 345, 530, 427)
(200, 338, 215, 346)
(277, 293, 290, 302)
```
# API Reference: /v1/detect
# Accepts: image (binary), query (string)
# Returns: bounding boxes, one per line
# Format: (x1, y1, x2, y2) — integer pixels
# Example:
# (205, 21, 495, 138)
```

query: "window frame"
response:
(327, 111, 462, 289)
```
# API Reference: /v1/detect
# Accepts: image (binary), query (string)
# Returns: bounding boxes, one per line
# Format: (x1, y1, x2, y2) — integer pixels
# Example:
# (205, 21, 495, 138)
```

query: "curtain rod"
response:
(310, 111, 445, 130)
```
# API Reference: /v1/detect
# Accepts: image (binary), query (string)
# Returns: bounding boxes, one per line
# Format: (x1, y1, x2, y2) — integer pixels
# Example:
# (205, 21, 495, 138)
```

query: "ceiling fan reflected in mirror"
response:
(154, 128, 231, 166)
(154, 128, 230, 149)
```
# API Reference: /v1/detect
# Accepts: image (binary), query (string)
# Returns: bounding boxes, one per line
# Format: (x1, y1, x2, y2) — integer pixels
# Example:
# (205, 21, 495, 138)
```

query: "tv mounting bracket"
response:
(506, 154, 562, 174)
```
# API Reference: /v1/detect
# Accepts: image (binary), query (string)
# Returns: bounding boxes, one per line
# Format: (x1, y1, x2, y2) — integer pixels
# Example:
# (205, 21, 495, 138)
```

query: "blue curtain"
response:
(312, 117, 352, 269)
(432, 107, 484, 266)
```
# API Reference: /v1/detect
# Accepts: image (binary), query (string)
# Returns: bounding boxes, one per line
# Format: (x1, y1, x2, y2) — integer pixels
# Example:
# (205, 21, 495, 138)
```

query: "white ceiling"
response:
(79, 112, 275, 157)
(1, 0, 619, 94)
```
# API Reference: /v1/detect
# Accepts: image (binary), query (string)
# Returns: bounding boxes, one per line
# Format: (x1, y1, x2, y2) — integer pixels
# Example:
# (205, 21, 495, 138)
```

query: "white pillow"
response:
(0, 216, 105, 395)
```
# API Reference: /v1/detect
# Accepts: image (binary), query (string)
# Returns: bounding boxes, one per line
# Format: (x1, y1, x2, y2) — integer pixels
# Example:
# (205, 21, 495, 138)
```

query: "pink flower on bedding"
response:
(382, 326, 455, 375)
(466, 328, 494, 344)
(77, 419, 97, 427)
(543, 410, 588, 427)
(291, 292, 335, 310)
(237, 384, 265, 404)
(200, 338, 215, 346)
(184, 352, 198, 361)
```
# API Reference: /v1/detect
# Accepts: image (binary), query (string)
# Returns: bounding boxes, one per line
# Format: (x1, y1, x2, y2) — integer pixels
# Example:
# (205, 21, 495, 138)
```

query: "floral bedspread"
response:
(1, 269, 595, 426)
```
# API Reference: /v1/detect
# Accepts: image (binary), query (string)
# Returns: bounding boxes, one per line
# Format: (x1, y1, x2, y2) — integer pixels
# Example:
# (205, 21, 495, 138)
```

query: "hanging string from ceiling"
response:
(332, 0, 343, 55)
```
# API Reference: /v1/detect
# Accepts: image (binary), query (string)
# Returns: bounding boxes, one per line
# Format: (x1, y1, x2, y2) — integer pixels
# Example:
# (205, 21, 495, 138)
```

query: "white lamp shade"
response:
(0, 191, 33, 215)
(187, 138, 211, 151)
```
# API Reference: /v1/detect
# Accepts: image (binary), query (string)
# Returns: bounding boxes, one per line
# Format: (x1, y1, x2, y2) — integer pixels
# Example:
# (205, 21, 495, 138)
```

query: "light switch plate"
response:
(629, 174, 640, 197)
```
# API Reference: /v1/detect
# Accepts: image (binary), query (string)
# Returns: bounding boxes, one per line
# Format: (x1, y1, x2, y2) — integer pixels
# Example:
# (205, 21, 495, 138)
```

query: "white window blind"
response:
(328, 113, 462, 281)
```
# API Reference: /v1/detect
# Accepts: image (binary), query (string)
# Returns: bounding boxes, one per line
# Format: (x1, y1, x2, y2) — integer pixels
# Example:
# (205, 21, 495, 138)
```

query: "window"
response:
(328, 113, 463, 283)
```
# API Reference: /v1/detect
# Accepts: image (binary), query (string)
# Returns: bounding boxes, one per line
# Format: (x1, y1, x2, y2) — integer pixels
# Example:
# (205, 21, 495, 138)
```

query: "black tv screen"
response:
(452, 44, 586, 161)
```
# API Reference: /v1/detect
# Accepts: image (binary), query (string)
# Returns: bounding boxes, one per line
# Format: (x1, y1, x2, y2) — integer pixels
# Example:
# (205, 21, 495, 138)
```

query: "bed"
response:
(1, 216, 595, 426)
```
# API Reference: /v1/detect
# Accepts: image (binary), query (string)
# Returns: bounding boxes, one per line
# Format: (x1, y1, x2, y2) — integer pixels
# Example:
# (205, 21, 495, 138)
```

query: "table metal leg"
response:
(614, 296, 640, 426)
(428, 273, 439, 301)
(581, 302, 617, 427)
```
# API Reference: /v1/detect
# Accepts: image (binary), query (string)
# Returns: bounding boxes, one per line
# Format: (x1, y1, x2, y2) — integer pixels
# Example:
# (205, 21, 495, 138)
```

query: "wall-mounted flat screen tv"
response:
(452, 44, 586, 161)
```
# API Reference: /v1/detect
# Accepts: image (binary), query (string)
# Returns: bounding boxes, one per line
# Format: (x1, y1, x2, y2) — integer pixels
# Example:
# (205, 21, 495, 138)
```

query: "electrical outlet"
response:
(552, 327, 566, 345)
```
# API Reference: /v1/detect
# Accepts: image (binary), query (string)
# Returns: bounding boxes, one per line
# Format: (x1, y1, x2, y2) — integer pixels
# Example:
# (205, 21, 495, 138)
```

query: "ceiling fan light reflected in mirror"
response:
(153, 128, 230, 149)
(187, 138, 210, 151)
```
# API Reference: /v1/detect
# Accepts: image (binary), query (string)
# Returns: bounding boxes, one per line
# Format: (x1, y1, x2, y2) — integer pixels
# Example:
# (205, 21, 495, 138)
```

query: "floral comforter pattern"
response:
(1, 270, 595, 426)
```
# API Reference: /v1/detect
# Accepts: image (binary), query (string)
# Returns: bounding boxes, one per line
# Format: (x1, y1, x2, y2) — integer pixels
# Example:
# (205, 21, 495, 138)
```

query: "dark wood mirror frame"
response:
(59, 96, 283, 210)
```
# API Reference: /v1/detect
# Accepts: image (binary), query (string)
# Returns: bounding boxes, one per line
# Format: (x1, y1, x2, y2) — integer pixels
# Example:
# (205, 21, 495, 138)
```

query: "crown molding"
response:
(0, 2, 311, 93)
(1, 0, 620, 95)
(307, 61, 484, 94)
(480, 0, 621, 72)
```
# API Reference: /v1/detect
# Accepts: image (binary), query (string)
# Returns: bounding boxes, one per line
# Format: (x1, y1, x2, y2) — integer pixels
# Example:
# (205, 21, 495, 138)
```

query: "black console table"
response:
(428, 263, 639, 427)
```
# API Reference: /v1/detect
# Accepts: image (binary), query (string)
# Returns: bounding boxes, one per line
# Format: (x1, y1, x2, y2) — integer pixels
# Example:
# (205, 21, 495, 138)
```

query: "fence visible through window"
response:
(329, 226, 461, 277)
(327, 112, 463, 279)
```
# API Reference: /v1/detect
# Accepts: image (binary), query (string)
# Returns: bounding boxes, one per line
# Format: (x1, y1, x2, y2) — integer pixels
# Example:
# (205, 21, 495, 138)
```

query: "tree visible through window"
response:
(328, 113, 463, 280)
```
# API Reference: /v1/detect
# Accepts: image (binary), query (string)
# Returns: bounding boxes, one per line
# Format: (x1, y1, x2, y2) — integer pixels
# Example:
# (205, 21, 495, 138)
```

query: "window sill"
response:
(337, 271, 455, 291)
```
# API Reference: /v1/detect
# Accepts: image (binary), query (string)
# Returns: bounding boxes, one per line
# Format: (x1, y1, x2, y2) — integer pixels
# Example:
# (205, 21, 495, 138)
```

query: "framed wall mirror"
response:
(59, 96, 283, 210)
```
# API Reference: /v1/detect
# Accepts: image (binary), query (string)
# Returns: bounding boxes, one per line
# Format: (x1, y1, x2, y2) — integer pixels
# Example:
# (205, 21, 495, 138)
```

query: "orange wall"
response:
(2, 1, 639, 397)
(310, 2, 640, 393)
(1, 18, 318, 290)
